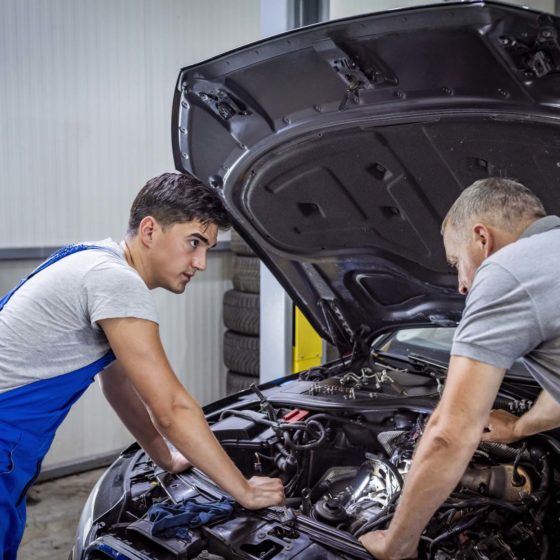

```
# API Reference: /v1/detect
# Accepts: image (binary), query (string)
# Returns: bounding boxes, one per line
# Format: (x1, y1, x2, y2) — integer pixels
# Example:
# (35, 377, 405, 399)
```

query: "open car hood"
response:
(173, 1, 560, 350)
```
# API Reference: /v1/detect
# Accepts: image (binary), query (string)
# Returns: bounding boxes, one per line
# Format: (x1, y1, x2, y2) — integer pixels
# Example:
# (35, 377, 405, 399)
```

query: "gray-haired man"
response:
(360, 177, 560, 559)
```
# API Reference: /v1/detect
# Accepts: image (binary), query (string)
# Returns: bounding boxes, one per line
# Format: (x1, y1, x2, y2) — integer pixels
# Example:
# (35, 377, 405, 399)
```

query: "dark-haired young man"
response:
(0, 173, 284, 558)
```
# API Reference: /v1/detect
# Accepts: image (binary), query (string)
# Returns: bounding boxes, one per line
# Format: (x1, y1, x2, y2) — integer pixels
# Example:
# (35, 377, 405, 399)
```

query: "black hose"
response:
(512, 442, 528, 486)
(283, 420, 326, 450)
(353, 493, 399, 538)
(441, 496, 525, 513)
(428, 508, 489, 559)
(353, 513, 394, 537)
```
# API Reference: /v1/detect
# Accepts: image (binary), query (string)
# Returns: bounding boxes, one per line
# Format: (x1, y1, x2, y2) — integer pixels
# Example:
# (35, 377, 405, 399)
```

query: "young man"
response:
(360, 177, 560, 559)
(0, 173, 284, 558)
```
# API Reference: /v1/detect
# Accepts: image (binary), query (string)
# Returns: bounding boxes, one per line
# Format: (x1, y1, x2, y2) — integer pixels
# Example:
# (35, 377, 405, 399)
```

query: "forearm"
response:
(152, 402, 250, 501)
(385, 416, 480, 552)
(514, 390, 560, 437)
(378, 357, 503, 555)
(99, 318, 283, 510)
(100, 366, 173, 469)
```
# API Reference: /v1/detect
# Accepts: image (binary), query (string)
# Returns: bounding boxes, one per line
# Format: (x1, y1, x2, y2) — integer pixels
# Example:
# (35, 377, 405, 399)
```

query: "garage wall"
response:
(0, 0, 260, 468)
(329, 0, 557, 20)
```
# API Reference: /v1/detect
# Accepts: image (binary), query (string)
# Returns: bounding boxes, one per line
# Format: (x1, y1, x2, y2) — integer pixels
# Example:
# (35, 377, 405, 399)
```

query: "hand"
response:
(481, 409, 520, 444)
(166, 450, 192, 474)
(236, 476, 285, 510)
(359, 530, 417, 560)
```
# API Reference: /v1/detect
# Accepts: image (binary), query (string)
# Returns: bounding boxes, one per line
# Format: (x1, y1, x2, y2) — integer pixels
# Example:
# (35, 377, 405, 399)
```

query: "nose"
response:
(458, 276, 468, 296)
(193, 250, 207, 271)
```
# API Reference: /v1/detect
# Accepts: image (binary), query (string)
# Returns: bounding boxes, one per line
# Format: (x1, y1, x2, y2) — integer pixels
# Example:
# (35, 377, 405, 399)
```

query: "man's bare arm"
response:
(99, 361, 189, 473)
(360, 356, 505, 559)
(483, 389, 560, 444)
(98, 317, 284, 510)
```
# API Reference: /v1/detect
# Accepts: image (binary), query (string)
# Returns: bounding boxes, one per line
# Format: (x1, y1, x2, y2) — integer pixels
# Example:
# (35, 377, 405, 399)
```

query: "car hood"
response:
(173, 1, 560, 350)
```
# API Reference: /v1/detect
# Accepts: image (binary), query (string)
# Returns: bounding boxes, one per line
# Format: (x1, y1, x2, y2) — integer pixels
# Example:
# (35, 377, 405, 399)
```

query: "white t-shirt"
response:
(0, 239, 158, 393)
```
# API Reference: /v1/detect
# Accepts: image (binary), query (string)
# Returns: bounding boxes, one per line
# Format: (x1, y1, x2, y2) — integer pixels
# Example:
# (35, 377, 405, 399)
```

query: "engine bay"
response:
(79, 358, 560, 560)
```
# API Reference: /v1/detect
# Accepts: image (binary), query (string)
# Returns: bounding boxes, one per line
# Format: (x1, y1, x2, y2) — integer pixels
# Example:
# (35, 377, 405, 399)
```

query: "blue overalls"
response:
(0, 245, 116, 559)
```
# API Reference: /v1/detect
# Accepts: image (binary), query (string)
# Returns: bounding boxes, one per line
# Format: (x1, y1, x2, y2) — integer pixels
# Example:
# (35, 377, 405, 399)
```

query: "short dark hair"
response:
(127, 173, 230, 235)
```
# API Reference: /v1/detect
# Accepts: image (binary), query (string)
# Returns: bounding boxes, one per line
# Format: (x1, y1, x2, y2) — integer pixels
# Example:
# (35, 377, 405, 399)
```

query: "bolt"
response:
(283, 116, 291, 124)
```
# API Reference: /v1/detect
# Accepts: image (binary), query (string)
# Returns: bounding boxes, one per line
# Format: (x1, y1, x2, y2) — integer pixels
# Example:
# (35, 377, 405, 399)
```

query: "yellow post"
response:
(293, 306, 323, 372)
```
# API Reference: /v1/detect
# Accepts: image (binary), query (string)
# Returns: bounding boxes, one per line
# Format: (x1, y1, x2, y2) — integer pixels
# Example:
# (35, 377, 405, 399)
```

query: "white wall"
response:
(329, 0, 556, 19)
(0, 0, 261, 467)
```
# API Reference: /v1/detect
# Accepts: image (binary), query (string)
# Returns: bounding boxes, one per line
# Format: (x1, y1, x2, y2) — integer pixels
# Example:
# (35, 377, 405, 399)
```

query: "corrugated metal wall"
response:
(329, 0, 556, 20)
(0, 0, 261, 467)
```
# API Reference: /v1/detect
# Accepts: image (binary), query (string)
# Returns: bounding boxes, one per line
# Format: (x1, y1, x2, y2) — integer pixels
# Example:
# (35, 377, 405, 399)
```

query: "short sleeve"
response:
(82, 260, 159, 328)
(451, 262, 543, 369)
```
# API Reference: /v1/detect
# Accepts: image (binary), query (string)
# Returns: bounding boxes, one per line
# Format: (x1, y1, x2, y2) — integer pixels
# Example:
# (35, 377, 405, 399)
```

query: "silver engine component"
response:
(312, 454, 403, 527)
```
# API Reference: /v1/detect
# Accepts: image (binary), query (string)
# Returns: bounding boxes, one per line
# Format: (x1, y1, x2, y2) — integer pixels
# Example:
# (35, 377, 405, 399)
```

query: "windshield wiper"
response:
(407, 353, 448, 376)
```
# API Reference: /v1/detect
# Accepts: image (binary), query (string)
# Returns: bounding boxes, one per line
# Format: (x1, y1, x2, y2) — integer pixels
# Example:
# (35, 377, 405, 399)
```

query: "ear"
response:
(138, 216, 158, 248)
(472, 223, 494, 257)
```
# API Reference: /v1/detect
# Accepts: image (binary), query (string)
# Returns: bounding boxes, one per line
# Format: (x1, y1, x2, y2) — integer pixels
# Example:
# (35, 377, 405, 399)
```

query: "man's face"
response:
(443, 225, 486, 295)
(148, 220, 218, 293)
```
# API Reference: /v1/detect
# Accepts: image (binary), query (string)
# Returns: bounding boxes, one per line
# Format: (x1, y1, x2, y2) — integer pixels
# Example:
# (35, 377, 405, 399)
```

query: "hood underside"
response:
(173, 1, 560, 349)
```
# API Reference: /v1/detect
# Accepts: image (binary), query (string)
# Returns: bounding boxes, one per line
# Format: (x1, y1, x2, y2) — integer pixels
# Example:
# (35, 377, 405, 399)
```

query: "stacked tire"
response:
(224, 231, 260, 394)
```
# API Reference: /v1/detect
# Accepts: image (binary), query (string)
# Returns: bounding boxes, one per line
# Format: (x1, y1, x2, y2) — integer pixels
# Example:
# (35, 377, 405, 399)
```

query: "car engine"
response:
(76, 359, 560, 560)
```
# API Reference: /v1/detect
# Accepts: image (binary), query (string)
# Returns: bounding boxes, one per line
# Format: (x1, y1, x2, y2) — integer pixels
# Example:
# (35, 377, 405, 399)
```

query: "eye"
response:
(189, 238, 200, 249)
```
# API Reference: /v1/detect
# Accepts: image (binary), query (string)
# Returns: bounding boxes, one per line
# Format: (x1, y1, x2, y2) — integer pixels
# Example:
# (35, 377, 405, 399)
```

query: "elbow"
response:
(425, 414, 481, 454)
(150, 397, 204, 434)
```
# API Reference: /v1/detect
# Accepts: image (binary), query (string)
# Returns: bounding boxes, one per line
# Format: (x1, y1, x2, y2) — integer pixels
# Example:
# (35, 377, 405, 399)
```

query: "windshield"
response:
(375, 327, 532, 381)
(376, 327, 455, 364)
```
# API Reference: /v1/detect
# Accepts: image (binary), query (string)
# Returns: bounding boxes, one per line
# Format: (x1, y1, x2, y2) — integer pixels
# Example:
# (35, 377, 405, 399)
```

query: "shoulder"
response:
(487, 228, 560, 270)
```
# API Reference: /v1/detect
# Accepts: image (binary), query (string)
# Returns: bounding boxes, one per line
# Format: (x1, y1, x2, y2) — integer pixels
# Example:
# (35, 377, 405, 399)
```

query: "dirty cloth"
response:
(147, 497, 235, 540)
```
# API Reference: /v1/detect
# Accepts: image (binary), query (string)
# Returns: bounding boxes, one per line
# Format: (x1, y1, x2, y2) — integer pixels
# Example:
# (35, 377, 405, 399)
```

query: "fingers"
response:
(243, 476, 285, 509)
(359, 531, 419, 559)
(480, 409, 518, 443)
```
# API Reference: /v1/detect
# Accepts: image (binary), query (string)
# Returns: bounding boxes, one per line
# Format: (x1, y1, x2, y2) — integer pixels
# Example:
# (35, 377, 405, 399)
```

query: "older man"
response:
(360, 177, 560, 559)
(0, 173, 284, 559)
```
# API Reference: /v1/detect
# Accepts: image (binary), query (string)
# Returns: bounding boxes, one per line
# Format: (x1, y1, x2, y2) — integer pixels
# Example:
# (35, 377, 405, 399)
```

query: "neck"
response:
(120, 237, 152, 288)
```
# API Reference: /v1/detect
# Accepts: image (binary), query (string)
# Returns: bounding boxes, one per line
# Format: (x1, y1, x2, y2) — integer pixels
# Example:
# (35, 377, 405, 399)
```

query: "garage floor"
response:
(19, 468, 105, 560)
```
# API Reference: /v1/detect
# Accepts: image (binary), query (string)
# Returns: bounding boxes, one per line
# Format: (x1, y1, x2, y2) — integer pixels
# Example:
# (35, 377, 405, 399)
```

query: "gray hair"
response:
(442, 177, 546, 238)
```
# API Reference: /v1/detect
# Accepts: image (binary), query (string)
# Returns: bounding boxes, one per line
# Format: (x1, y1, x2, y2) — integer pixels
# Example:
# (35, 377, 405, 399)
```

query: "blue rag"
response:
(147, 497, 235, 540)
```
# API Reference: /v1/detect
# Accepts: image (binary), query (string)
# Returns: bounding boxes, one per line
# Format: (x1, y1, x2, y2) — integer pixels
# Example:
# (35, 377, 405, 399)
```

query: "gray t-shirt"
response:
(451, 215, 560, 401)
(0, 239, 158, 393)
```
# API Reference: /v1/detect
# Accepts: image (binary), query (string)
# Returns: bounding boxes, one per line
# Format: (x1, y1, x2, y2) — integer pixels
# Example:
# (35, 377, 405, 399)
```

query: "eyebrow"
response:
(190, 233, 217, 249)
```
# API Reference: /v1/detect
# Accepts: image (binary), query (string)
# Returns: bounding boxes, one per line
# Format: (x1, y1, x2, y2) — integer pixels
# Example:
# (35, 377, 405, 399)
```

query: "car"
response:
(73, 2, 560, 558)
